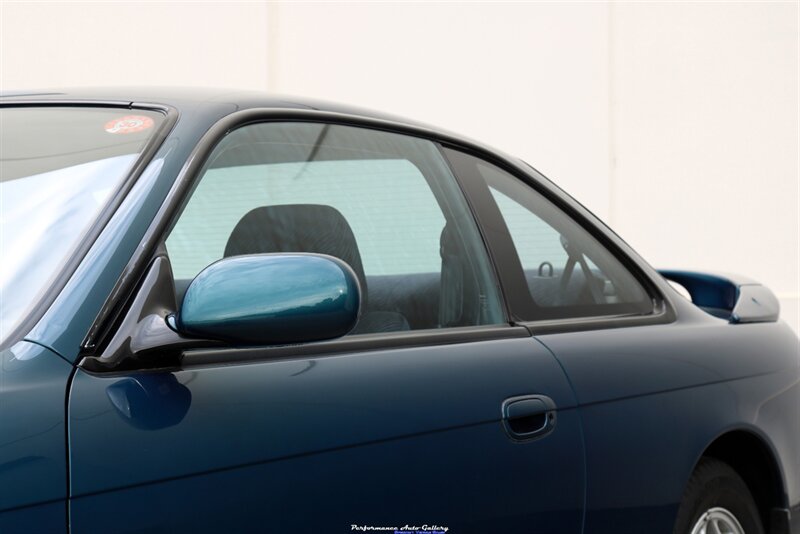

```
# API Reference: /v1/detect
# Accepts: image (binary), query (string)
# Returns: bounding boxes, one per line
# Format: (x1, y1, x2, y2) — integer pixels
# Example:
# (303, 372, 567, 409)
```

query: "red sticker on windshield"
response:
(104, 115, 154, 134)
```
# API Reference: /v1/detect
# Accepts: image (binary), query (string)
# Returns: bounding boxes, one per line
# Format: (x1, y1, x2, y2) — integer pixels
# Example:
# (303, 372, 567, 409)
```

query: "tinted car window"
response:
(166, 122, 505, 334)
(169, 159, 445, 278)
(464, 155, 653, 320)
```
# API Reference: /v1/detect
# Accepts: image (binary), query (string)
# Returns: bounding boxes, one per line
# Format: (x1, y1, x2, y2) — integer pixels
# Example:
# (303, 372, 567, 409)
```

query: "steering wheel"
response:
(558, 235, 605, 305)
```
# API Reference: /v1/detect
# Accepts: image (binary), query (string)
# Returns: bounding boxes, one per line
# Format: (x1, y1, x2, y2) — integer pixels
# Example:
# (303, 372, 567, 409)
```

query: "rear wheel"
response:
(674, 458, 764, 534)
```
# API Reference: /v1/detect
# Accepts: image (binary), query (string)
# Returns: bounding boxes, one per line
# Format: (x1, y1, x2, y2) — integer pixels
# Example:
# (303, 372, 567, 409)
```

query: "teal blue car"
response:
(1, 89, 798, 534)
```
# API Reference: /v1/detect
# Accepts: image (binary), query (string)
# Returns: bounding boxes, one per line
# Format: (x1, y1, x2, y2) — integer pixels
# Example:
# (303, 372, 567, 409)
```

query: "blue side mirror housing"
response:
(175, 254, 361, 345)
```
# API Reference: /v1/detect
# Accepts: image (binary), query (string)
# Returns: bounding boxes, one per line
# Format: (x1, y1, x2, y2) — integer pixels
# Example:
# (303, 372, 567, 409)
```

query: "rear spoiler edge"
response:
(658, 270, 780, 324)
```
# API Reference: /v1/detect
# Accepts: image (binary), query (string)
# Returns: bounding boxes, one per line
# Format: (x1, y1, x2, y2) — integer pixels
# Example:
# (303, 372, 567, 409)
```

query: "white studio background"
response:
(1, 1, 798, 333)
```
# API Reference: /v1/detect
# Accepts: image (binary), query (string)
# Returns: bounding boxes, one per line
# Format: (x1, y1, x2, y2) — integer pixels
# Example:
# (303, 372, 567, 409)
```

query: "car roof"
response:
(0, 86, 529, 184)
(0, 86, 433, 130)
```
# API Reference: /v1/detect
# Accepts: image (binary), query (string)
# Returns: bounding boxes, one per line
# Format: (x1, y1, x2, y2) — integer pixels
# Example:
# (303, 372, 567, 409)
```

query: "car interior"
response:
(173, 201, 501, 334)
(171, 200, 620, 335)
(167, 123, 653, 338)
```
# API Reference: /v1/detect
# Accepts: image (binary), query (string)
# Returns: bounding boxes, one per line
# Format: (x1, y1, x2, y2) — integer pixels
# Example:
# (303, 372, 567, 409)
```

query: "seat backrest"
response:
(224, 204, 410, 334)
(224, 204, 368, 293)
(439, 222, 482, 327)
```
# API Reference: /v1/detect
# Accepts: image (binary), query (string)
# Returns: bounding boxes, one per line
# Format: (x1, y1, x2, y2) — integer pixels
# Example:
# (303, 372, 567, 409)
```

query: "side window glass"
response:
(165, 122, 505, 335)
(474, 159, 653, 320)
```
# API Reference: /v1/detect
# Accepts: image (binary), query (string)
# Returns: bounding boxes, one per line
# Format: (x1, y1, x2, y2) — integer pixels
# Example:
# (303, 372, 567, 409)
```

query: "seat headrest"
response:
(224, 204, 367, 290)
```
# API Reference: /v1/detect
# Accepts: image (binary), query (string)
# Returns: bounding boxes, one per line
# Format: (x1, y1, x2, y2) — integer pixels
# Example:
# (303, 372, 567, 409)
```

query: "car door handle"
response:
(501, 394, 557, 441)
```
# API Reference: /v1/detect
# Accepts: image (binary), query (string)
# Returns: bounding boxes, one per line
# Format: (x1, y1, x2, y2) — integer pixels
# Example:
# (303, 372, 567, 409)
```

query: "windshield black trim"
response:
(0, 101, 178, 353)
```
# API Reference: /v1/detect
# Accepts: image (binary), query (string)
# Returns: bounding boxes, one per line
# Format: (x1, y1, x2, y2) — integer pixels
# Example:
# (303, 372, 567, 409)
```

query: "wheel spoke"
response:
(689, 507, 745, 534)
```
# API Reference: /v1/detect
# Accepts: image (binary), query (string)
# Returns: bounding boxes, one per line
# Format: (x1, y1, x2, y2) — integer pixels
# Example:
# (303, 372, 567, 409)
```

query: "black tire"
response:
(673, 457, 764, 534)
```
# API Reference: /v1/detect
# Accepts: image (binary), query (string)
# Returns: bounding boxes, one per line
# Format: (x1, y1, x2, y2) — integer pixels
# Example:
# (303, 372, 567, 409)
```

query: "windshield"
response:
(0, 106, 165, 345)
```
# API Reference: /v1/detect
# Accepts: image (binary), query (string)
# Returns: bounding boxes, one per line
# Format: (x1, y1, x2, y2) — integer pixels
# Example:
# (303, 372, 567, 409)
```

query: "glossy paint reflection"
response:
(177, 253, 361, 345)
(68, 336, 585, 532)
(106, 373, 191, 431)
(0, 341, 69, 532)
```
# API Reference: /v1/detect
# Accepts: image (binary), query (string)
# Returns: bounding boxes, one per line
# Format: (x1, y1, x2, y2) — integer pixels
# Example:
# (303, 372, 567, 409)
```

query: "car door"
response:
(68, 119, 585, 532)
(444, 149, 800, 534)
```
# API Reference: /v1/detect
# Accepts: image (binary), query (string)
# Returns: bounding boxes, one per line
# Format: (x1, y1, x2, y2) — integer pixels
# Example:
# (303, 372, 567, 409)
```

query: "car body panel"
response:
(538, 320, 799, 406)
(0, 501, 64, 534)
(0, 340, 70, 532)
(71, 421, 567, 533)
(536, 320, 800, 532)
(69, 336, 586, 532)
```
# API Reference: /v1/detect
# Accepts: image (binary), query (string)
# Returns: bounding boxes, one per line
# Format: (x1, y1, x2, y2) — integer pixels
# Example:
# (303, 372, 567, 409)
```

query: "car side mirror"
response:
(84, 253, 361, 372)
(173, 253, 361, 344)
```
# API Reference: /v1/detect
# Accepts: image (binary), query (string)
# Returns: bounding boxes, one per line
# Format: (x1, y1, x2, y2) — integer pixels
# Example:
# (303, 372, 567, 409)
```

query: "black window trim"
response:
(0, 100, 178, 354)
(439, 144, 677, 336)
(82, 109, 532, 371)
